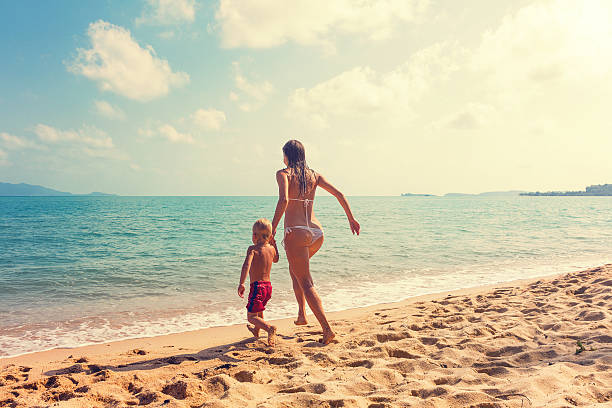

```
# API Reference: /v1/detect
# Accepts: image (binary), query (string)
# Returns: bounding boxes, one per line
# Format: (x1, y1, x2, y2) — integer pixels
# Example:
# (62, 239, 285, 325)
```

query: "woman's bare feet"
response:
(247, 324, 260, 338)
(294, 316, 308, 326)
(268, 326, 277, 347)
(320, 329, 335, 345)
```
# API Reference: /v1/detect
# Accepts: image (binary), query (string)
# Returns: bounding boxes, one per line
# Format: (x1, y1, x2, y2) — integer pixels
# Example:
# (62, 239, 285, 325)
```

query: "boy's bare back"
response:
(246, 242, 278, 282)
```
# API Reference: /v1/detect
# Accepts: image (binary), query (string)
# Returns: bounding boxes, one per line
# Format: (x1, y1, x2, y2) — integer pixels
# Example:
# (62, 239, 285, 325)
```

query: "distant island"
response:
(0, 182, 116, 196)
(521, 184, 612, 196)
(401, 191, 525, 197)
(444, 191, 525, 197)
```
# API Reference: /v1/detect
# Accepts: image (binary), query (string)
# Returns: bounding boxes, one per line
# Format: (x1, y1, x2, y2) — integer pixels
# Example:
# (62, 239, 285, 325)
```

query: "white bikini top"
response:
(288, 198, 315, 229)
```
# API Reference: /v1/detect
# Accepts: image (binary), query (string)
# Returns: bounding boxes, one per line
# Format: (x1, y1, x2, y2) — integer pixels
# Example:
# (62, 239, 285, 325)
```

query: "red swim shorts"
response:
(246, 281, 272, 313)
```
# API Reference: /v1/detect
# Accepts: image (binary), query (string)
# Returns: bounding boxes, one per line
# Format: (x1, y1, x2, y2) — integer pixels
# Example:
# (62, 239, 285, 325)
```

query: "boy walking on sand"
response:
(238, 218, 279, 346)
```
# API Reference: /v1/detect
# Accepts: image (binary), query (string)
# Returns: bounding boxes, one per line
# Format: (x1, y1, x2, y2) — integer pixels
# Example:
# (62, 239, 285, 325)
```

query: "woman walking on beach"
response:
(271, 140, 360, 344)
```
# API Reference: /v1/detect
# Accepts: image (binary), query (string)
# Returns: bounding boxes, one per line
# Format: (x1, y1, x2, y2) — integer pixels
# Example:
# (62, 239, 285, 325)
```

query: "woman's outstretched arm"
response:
(271, 170, 289, 237)
(317, 174, 360, 235)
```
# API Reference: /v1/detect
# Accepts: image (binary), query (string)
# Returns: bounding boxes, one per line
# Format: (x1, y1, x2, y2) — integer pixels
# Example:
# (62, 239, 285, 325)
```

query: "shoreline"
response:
(0, 270, 567, 366)
(1, 264, 610, 407)
(3, 257, 606, 361)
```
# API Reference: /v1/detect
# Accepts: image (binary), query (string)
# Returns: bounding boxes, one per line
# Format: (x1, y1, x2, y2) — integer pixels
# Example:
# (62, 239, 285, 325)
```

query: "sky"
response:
(0, 0, 611, 196)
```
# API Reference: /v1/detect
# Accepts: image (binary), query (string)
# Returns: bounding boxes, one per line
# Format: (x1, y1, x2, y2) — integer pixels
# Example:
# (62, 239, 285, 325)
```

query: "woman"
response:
(271, 140, 360, 344)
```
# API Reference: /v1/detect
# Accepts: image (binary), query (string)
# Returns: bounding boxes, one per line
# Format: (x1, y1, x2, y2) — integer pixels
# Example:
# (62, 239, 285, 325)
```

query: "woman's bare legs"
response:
(290, 265, 308, 325)
(290, 235, 323, 326)
(285, 229, 334, 344)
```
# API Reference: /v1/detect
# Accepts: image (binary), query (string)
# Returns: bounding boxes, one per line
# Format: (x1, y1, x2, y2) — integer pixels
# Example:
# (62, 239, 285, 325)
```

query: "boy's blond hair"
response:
(252, 218, 273, 244)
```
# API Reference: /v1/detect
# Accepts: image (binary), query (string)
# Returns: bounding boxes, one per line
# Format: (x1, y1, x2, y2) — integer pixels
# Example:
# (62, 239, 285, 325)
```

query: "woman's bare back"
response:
(280, 168, 323, 230)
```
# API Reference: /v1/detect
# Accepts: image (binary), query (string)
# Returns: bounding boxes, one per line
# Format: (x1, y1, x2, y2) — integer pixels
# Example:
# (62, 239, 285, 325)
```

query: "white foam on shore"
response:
(1, 256, 608, 359)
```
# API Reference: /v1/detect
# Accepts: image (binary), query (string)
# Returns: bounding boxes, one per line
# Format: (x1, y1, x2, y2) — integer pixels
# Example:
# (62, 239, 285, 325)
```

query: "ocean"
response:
(1, 195, 610, 357)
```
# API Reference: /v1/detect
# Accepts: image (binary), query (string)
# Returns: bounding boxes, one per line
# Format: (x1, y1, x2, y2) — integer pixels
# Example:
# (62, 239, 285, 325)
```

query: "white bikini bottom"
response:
(283, 225, 324, 245)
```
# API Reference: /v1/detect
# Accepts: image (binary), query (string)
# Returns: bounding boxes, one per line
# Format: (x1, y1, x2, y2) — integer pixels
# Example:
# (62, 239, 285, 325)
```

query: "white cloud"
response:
(230, 62, 273, 112)
(130, 163, 141, 171)
(136, 0, 196, 26)
(471, 0, 612, 103)
(158, 124, 194, 144)
(420, 0, 612, 138)
(139, 108, 223, 146)
(0, 132, 40, 149)
(289, 42, 462, 127)
(34, 124, 114, 148)
(215, 0, 429, 50)
(0, 125, 126, 165)
(67, 20, 189, 101)
(94, 100, 125, 120)
(190, 108, 226, 130)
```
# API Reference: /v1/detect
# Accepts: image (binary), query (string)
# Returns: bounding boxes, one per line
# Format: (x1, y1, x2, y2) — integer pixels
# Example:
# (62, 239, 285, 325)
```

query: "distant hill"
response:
(401, 193, 437, 197)
(0, 182, 116, 196)
(521, 184, 612, 196)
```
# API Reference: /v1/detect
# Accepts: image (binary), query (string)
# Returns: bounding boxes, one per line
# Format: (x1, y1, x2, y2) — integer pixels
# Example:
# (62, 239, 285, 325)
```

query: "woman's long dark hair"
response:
(283, 140, 313, 197)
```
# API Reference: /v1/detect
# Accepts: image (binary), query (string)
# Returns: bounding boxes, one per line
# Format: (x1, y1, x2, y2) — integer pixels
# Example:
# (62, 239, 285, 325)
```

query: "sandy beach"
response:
(1, 265, 610, 407)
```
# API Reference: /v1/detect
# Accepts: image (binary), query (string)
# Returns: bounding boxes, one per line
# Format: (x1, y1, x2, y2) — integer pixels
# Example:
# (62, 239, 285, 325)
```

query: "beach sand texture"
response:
(1, 265, 610, 407)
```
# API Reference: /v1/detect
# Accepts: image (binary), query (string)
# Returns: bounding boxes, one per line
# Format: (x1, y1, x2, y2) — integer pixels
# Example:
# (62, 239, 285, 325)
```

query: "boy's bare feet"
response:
(247, 324, 260, 338)
(268, 326, 277, 347)
(320, 329, 335, 345)
(294, 316, 308, 326)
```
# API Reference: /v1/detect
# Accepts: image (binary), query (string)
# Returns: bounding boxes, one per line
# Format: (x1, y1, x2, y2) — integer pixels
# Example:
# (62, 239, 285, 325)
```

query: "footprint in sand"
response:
(386, 348, 421, 359)
(485, 345, 524, 357)
(411, 386, 448, 399)
(376, 332, 410, 343)
(278, 383, 327, 394)
(433, 376, 462, 385)
(577, 310, 606, 321)
(269, 355, 296, 366)
(476, 366, 511, 377)
(345, 359, 374, 369)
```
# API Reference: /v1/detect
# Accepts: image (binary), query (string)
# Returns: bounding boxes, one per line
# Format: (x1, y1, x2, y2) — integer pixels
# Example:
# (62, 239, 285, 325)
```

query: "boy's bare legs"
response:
(247, 324, 259, 337)
(247, 312, 276, 346)
(285, 230, 335, 344)
(247, 324, 258, 337)
(247, 312, 260, 338)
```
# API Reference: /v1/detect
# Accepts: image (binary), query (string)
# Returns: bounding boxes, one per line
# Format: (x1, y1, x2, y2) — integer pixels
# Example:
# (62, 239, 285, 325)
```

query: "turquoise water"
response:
(1, 196, 610, 357)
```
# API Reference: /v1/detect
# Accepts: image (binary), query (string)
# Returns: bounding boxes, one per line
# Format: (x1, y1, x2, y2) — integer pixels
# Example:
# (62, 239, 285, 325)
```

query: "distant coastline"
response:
(4, 182, 610, 197)
(401, 185, 612, 197)
(400, 193, 436, 197)
(0, 182, 116, 196)
(520, 184, 612, 196)
(401, 191, 525, 197)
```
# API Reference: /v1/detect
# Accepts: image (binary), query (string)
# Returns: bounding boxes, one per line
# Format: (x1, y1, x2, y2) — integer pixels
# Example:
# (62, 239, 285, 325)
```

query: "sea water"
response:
(1, 195, 610, 357)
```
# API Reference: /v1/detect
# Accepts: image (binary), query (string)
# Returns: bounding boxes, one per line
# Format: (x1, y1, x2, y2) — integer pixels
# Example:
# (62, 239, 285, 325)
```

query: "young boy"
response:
(238, 218, 279, 346)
